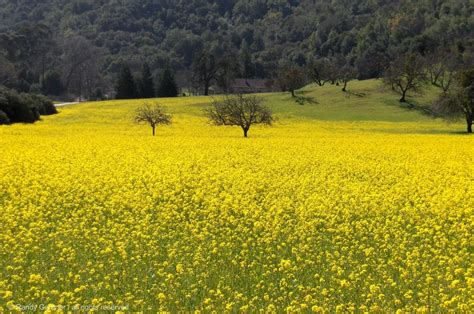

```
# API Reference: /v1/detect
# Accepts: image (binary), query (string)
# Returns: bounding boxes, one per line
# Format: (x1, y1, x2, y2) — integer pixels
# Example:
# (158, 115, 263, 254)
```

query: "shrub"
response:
(0, 87, 37, 123)
(0, 87, 56, 124)
(0, 109, 9, 124)
(22, 93, 57, 115)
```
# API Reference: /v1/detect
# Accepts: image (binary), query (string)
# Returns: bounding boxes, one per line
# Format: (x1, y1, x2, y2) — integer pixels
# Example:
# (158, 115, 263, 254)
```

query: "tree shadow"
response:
(375, 129, 471, 135)
(398, 100, 435, 117)
(344, 90, 367, 98)
(294, 95, 319, 106)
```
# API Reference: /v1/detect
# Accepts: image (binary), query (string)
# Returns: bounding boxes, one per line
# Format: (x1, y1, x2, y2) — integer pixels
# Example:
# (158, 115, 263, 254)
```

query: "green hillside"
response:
(32, 79, 460, 133)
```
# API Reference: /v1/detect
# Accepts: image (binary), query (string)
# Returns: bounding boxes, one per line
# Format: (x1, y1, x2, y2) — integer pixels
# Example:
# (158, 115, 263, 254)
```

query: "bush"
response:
(0, 109, 9, 124)
(0, 87, 37, 123)
(22, 93, 57, 115)
(0, 87, 56, 124)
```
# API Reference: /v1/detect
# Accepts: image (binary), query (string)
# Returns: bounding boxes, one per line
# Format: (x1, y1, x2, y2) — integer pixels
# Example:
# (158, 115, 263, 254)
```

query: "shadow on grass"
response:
(294, 95, 319, 106)
(374, 128, 471, 135)
(399, 100, 435, 117)
(344, 90, 367, 98)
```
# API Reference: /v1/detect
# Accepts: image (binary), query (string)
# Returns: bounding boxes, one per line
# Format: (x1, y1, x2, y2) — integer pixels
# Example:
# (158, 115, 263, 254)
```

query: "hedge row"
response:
(0, 87, 57, 125)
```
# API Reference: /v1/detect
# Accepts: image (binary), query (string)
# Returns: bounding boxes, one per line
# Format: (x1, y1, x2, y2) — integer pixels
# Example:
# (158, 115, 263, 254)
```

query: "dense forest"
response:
(0, 0, 473, 98)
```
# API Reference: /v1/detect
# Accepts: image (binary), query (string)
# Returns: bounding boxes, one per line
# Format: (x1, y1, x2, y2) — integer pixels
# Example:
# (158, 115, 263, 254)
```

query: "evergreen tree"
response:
(138, 63, 155, 98)
(157, 67, 178, 97)
(115, 65, 136, 99)
(41, 70, 64, 96)
(239, 41, 254, 78)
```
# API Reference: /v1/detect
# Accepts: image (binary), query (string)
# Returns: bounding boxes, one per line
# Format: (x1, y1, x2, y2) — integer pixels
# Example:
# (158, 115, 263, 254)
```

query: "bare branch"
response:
(205, 94, 273, 137)
(135, 103, 172, 136)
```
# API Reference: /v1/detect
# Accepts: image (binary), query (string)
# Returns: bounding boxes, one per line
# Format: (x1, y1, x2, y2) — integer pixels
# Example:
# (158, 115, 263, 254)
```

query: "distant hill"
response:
(0, 0, 472, 79)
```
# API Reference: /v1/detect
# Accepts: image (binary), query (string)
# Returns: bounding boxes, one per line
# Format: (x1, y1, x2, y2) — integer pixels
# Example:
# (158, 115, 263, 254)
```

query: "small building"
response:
(229, 78, 275, 94)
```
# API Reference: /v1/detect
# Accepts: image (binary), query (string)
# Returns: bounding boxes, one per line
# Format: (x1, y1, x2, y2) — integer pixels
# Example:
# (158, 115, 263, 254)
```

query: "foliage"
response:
(115, 65, 137, 99)
(41, 70, 64, 96)
(0, 109, 8, 124)
(0, 87, 38, 123)
(134, 103, 172, 136)
(0, 81, 472, 311)
(433, 69, 474, 133)
(276, 65, 307, 97)
(1, 0, 472, 96)
(137, 63, 155, 99)
(156, 67, 178, 98)
(22, 93, 57, 116)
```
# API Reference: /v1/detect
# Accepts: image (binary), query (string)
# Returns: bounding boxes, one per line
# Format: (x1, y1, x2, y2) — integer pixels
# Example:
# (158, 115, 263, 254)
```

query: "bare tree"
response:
(425, 49, 460, 94)
(275, 65, 306, 97)
(308, 58, 332, 86)
(339, 64, 357, 92)
(433, 69, 473, 133)
(206, 94, 273, 137)
(426, 50, 447, 86)
(135, 103, 172, 136)
(384, 53, 426, 102)
(61, 36, 103, 96)
(192, 49, 234, 96)
(332, 55, 357, 92)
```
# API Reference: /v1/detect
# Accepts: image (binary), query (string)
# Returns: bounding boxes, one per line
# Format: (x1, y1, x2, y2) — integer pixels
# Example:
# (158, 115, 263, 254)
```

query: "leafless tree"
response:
(332, 55, 357, 92)
(426, 50, 447, 86)
(192, 49, 235, 95)
(339, 64, 357, 92)
(384, 53, 426, 102)
(135, 103, 172, 136)
(308, 58, 332, 86)
(425, 49, 460, 94)
(206, 94, 273, 137)
(275, 65, 306, 97)
(61, 36, 103, 96)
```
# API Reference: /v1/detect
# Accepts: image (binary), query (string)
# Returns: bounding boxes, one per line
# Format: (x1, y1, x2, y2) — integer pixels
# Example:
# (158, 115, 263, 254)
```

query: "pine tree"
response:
(138, 63, 155, 98)
(115, 65, 136, 99)
(157, 67, 178, 97)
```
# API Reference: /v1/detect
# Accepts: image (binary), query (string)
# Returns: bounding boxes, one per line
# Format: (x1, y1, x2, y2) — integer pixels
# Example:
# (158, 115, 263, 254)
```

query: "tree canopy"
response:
(0, 0, 472, 97)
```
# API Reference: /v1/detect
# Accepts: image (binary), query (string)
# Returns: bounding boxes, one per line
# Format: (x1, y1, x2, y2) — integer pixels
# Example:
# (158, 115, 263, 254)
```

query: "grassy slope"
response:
(0, 79, 466, 137)
(271, 79, 438, 122)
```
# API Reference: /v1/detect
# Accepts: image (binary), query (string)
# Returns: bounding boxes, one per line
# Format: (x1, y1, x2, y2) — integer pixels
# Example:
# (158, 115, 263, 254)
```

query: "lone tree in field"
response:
(433, 69, 474, 133)
(206, 94, 273, 138)
(135, 103, 172, 136)
(384, 53, 426, 102)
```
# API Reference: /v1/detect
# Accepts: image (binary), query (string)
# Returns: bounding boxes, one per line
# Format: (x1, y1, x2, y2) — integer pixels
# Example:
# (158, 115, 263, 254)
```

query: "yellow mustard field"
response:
(0, 88, 473, 312)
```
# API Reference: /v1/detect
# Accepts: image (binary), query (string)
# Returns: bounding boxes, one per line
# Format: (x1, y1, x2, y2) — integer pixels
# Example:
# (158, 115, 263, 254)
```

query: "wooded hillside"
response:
(0, 0, 472, 96)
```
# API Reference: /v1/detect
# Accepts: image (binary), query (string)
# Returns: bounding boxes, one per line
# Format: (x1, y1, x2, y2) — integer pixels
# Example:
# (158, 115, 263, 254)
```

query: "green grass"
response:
(45, 78, 463, 135)
(266, 79, 440, 122)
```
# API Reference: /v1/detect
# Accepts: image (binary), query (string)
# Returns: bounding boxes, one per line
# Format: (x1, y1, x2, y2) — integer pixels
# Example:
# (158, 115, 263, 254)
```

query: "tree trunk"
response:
(291, 89, 295, 97)
(204, 83, 209, 96)
(152, 125, 156, 136)
(400, 90, 407, 103)
(243, 127, 249, 138)
(342, 81, 347, 92)
(467, 115, 473, 133)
